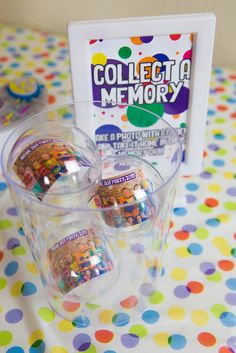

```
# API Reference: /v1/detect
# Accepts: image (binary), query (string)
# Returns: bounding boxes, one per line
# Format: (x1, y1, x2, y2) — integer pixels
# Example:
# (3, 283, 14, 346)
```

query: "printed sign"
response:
(47, 228, 113, 294)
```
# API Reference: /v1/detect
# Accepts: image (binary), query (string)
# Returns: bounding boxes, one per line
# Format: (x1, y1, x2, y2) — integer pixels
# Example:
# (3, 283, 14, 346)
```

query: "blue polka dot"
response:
(168, 334, 187, 350)
(214, 133, 225, 140)
(10, 62, 20, 68)
(4, 261, 19, 276)
(104, 351, 116, 353)
(6, 347, 25, 353)
(220, 312, 236, 327)
(21, 282, 37, 296)
(112, 312, 130, 327)
(226, 278, 236, 291)
(52, 81, 62, 87)
(29, 340, 46, 353)
(72, 315, 90, 328)
(206, 218, 220, 227)
(185, 183, 199, 191)
(207, 109, 216, 116)
(142, 310, 160, 324)
(187, 243, 203, 255)
(213, 159, 225, 167)
(214, 67, 223, 74)
(63, 113, 73, 119)
(0, 182, 7, 191)
(18, 227, 25, 236)
(173, 207, 187, 216)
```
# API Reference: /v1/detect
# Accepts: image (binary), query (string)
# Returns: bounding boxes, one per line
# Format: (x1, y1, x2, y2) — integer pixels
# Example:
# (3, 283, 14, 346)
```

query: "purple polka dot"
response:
(186, 194, 197, 203)
(121, 334, 139, 348)
(200, 171, 212, 179)
(227, 336, 236, 351)
(7, 238, 20, 249)
(139, 283, 155, 296)
(73, 333, 91, 351)
(225, 293, 236, 306)
(7, 207, 18, 216)
(5, 308, 23, 323)
(131, 243, 144, 254)
(200, 262, 216, 275)
(140, 36, 153, 43)
(174, 285, 191, 298)
(227, 187, 236, 197)
(182, 224, 197, 232)
(208, 143, 219, 151)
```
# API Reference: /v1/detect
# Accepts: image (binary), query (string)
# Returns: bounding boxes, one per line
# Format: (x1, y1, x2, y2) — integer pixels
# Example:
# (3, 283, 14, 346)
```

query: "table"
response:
(0, 23, 235, 353)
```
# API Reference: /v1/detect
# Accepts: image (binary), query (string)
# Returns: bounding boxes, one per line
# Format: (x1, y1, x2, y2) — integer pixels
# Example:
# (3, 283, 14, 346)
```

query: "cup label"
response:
(47, 228, 113, 294)
(13, 138, 91, 198)
(95, 168, 155, 227)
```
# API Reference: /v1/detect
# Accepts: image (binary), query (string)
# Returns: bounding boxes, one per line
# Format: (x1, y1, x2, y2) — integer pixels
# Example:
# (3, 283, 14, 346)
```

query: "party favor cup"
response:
(1, 102, 182, 327)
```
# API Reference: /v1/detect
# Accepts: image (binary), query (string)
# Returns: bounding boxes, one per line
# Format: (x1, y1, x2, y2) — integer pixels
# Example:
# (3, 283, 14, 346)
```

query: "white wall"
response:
(0, 0, 235, 68)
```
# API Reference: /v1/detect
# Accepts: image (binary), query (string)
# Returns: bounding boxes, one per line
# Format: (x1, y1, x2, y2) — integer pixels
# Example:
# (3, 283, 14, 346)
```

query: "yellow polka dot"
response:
(92, 53, 107, 65)
(231, 135, 236, 142)
(0, 305, 2, 312)
(28, 329, 44, 345)
(168, 306, 186, 320)
(171, 268, 188, 280)
(26, 262, 38, 275)
(208, 183, 222, 192)
(231, 157, 236, 165)
(212, 237, 227, 247)
(208, 97, 215, 104)
(50, 346, 68, 353)
(212, 237, 231, 256)
(57, 320, 74, 332)
(10, 281, 23, 297)
(212, 129, 222, 134)
(191, 310, 209, 326)
(27, 61, 35, 68)
(219, 245, 231, 256)
(153, 332, 169, 347)
(116, 239, 127, 249)
(224, 172, 234, 179)
(232, 122, 236, 128)
(175, 246, 190, 258)
(217, 214, 231, 223)
(99, 309, 115, 324)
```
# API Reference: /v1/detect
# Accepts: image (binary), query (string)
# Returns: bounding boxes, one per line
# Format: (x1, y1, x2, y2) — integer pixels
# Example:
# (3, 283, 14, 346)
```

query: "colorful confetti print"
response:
(0, 24, 236, 352)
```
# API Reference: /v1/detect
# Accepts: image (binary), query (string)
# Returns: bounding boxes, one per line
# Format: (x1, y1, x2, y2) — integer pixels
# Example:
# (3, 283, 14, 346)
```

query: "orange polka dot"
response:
(229, 74, 236, 80)
(45, 73, 54, 80)
(217, 105, 228, 111)
(176, 51, 180, 55)
(203, 150, 208, 158)
(187, 281, 204, 294)
(0, 251, 3, 261)
(121, 115, 128, 122)
(95, 330, 114, 343)
(230, 112, 236, 119)
(62, 301, 80, 312)
(190, 33, 194, 42)
(205, 198, 219, 208)
(215, 87, 225, 93)
(136, 56, 157, 79)
(197, 332, 216, 347)
(48, 95, 56, 104)
(219, 346, 234, 353)
(120, 295, 138, 309)
(174, 230, 190, 241)
(218, 260, 234, 271)
(35, 67, 45, 74)
(173, 114, 180, 119)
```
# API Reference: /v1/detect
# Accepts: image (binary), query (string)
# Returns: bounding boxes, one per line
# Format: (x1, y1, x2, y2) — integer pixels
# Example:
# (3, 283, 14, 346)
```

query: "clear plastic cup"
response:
(1, 101, 182, 326)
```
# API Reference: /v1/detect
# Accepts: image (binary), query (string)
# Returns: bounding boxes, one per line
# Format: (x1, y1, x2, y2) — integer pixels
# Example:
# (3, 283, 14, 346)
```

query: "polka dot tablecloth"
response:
(0, 24, 236, 353)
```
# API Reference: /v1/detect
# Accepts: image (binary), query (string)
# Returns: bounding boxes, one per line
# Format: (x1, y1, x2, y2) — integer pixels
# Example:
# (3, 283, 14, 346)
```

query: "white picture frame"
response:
(68, 13, 216, 175)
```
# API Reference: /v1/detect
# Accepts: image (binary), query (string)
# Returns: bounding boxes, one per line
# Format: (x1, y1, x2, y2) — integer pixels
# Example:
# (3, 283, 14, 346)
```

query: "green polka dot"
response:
(129, 324, 148, 338)
(149, 291, 164, 304)
(12, 246, 26, 255)
(194, 228, 209, 240)
(118, 46, 132, 59)
(180, 122, 187, 128)
(231, 248, 236, 256)
(210, 304, 227, 318)
(38, 307, 55, 322)
(26, 35, 35, 40)
(1, 42, 9, 48)
(205, 167, 217, 174)
(127, 103, 164, 128)
(84, 344, 97, 353)
(0, 330, 13, 346)
(221, 95, 230, 100)
(85, 303, 100, 310)
(198, 204, 212, 213)
(215, 148, 227, 156)
(59, 73, 69, 79)
(0, 219, 13, 230)
(0, 278, 7, 290)
(224, 202, 236, 211)
(206, 271, 222, 282)
(214, 118, 226, 124)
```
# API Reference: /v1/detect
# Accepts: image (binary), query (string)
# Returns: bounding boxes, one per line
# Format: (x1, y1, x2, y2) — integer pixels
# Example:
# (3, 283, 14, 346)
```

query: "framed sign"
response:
(68, 13, 216, 175)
